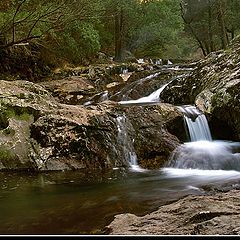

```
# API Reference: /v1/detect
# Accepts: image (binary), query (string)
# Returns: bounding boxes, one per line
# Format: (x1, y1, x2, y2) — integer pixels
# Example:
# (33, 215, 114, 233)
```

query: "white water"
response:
(167, 140, 240, 170)
(116, 115, 145, 172)
(178, 105, 212, 141)
(99, 90, 108, 102)
(163, 167, 240, 180)
(120, 68, 128, 74)
(118, 73, 188, 106)
(119, 83, 168, 105)
(165, 105, 240, 179)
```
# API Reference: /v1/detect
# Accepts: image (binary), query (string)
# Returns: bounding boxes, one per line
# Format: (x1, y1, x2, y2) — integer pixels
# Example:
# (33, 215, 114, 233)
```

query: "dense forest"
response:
(0, 0, 240, 79)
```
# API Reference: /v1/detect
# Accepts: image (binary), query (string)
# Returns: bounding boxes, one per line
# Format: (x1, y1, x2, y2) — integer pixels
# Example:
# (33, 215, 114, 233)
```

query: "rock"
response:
(161, 39, 240, 141)
(40, 76, 96, 105)
(0, 80, 182, 171)
(124, 104, 183, 169)
(110, 65, 193, 102)
(106, 189, 240, 235)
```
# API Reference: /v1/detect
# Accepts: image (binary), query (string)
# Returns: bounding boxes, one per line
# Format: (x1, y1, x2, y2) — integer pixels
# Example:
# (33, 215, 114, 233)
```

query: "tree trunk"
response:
(180, 2, 207, 56)
(207, 1, 215, 52)
(218, 0, 228, 49)
(114, 8, 123, 61)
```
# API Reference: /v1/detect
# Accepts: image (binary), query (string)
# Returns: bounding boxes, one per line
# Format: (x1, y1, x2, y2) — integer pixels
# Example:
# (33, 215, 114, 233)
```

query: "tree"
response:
(0, 0, 105, 64)
(181, 0, 240, 56)
(0, 0, 66, 49)
(128, 0, 186, 59)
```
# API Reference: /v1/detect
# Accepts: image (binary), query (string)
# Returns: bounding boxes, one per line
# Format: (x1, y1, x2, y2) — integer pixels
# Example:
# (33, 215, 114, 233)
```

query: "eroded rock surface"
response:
(0, 80, 182, 171)
(161, 39, 240, 141)
(106, 189, 240, 235)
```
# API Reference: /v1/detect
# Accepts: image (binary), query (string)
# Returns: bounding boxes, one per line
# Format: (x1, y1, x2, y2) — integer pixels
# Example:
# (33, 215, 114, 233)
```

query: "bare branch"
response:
(12, 0, 27, 42)
(27, 3, 65, 38)
(1, 35, 40, 49)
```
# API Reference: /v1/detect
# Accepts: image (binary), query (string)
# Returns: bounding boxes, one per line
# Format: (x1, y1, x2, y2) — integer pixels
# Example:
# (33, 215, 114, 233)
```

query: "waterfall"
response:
(178, 105, 212, 142)
(110, 72, 162, 101)
(118, 73, 187, 106)
(99, 90, 108, 102)
(119, 83, 169, 105)
(116, 115, 144, 172)
(166, 105, 240, 171)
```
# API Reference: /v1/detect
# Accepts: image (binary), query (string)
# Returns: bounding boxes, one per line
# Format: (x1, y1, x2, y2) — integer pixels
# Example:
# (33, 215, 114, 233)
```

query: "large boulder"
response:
(124, 104, 183, 169)
(0, 80, 182, 171)
(106, 189, 240, 235)
(161, 39, 240, 141)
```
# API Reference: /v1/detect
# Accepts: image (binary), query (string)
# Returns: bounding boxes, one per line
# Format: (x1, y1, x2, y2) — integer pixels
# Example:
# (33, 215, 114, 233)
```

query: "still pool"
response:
(0, 167, 240, 235)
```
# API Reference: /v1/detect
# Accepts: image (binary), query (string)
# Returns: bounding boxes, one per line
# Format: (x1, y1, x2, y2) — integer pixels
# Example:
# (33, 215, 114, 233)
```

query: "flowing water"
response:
(110, 72, 162, 101)
(178, 105, 212, 142)
(166, 105, 240, 176)
(118, 73, 187, 106)
(1, 77, 240, 234)
(0, 105, 236, 235)
(119, 83, 169, 105)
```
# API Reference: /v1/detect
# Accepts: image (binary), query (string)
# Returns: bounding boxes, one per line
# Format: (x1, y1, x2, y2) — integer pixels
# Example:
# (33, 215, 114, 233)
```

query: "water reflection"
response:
(0, 168, 239, 234)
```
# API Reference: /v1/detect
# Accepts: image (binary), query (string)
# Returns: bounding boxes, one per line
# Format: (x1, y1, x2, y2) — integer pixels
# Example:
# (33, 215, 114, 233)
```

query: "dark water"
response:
(0, 167, 240, 235)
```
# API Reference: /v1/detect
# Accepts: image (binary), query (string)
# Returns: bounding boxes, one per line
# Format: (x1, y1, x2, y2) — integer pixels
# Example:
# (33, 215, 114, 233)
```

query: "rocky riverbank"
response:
(106, 188, 240, 235)
(1, 36, 240, 171)
(161, 38, 240, 141)
(105, 37, 240, 236)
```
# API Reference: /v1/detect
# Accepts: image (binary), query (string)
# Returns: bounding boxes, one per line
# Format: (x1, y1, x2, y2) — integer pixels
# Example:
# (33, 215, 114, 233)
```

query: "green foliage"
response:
(4, 0, 237, 68)
(55, 21, 101, 63)
(125, 0, 188, 58)
(4, 108, 31, 121)
(0, 146, 15, 161)
(182, 0, 240, 55)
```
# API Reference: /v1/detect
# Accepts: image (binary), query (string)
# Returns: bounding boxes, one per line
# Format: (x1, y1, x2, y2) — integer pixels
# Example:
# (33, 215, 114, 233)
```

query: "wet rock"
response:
(124, 104, 183, 169)
(0, 80, 182, 171)
(106, 189, 240, 235)
(161, 39, 240, 141)
(110, 66, 192, 102)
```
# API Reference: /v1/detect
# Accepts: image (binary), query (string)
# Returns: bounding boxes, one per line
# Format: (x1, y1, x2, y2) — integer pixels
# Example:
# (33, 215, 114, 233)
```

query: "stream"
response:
(0, 167, 240, 235)
(1, 65, 240, 235)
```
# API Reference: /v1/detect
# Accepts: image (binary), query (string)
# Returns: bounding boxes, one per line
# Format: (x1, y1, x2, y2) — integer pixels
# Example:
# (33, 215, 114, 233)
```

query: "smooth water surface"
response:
(0, 167, 240, 235)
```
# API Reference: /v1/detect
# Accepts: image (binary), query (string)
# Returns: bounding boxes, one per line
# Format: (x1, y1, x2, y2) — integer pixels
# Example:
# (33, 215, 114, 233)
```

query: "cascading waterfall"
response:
(119, 82, 169, 105)
(110, 72, 162, 101)
(116, 115, 144, 172)
(166, 105, 240, 172)
(178, 105, 212, 142)
(118, 74, 186, 106)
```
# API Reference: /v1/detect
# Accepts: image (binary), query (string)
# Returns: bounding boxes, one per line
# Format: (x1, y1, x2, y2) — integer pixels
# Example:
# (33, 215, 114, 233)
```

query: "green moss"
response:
(0, 146, 16, 161)
(2, 127, 15, 136)
(5, 109, 31, 121)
